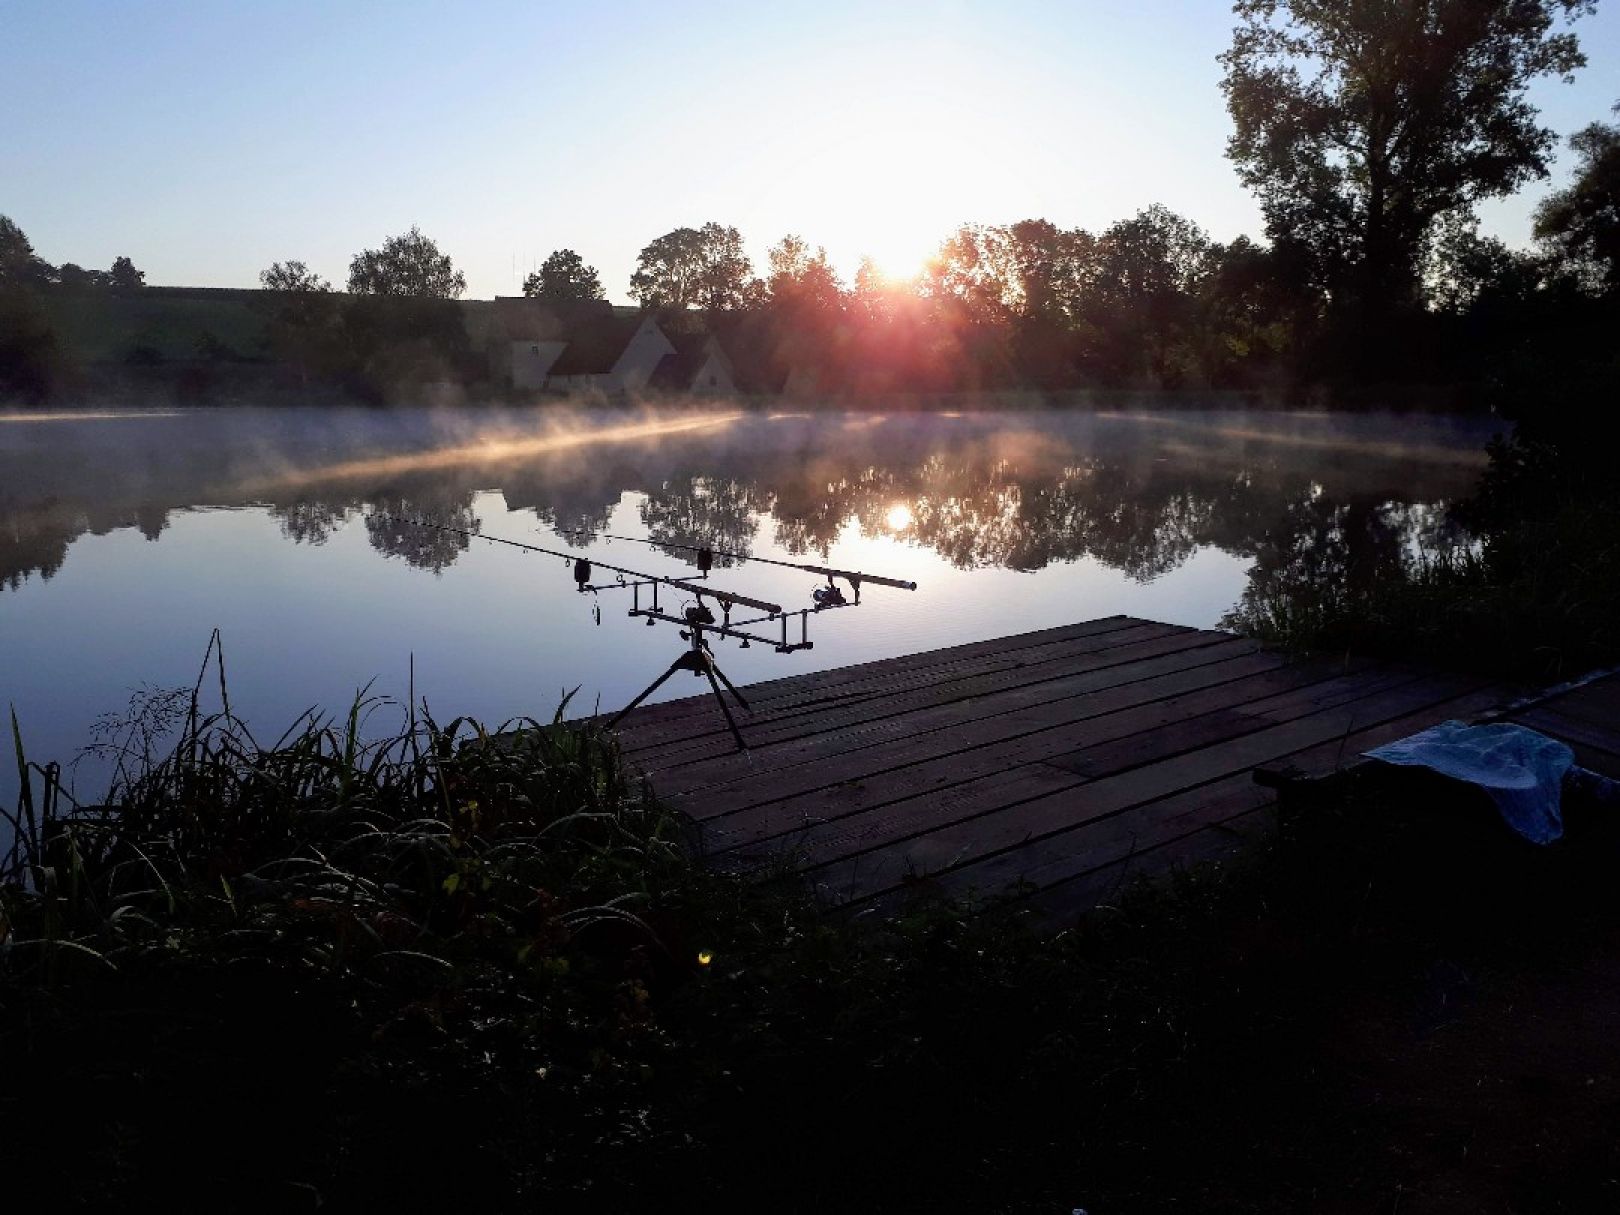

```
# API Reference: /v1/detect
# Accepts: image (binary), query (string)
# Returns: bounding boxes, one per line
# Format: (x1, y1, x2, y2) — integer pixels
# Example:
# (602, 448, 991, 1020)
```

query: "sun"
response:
(885, 503, 914, 532)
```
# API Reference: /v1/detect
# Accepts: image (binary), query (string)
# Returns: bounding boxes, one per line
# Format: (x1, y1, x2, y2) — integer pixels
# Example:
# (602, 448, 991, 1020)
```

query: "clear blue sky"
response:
(4, 0, 1616, 302)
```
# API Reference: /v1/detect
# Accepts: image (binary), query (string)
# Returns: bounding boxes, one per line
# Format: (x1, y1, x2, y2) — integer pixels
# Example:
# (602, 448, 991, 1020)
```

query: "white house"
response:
(543, 312, 676, 395)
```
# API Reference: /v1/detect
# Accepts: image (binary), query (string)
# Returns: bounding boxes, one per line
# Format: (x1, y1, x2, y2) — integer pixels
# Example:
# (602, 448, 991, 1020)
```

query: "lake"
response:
(1, 405, 1497, 803)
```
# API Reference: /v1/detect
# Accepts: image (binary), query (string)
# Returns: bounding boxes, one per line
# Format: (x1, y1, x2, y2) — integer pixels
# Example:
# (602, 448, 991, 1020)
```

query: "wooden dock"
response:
(609, 616, 1620, 921)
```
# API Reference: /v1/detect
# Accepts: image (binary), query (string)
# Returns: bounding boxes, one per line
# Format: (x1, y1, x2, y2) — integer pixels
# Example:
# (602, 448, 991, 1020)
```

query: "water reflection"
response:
(1, 407, 1491, 591)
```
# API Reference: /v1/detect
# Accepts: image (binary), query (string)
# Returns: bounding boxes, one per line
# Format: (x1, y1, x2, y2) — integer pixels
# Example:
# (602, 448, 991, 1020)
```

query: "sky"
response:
(4, 0, 1617, 303)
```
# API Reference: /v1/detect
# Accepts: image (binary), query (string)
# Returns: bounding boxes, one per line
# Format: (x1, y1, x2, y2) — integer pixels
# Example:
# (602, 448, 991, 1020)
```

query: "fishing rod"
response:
(404, 516, 918, 752)
(560, 526, 918, 594)
(405, 518, 782, 613)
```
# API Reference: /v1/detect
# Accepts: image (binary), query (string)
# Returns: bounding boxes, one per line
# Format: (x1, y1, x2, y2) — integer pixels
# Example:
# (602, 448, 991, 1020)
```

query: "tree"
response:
(109, 255, 145, 290)
(260, 260, 331, 293)
(347, 226, 466, 298)
(56, 263, 111, 290)
(258, 260, 338, 387)
(522, 249, 604, 302)
(1220, 0, 1593, 311)
(1085, 205, 1213, 384)
(766, 235, 844, 313)
(0, 216, 53, 289)
(629, 223, 752, 311)
(1534, 105, 1620, 291)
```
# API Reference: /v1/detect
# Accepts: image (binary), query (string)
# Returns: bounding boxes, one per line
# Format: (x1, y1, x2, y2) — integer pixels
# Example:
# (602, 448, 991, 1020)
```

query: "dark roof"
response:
(649, 331, 724, 390)
(548, 314, 647, 375)
(486, 296, 613, 342)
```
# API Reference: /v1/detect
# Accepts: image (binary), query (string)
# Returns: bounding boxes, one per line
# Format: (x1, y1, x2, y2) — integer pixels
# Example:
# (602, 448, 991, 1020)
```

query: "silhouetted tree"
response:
(0, 216, 53, 289)
(766, 235, 844, 314)
(109, 255, 145, 290)
(55, 263, 110, 290)
(258, 260, 339, 387)
(348, 226, 466, 298)
(629, 223, 752, 310)
(1534, 105, 1620, 291)
(1085, 204, 1212, 385)
(261, 260, 331, 293)
(1221, 0, 1593, 314)
(522, 249, 604, 302)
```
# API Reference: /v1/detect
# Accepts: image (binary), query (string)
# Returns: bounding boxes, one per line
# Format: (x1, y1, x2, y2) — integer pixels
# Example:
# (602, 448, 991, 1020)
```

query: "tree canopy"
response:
(1221, 0, 1594, 309)
(0, 216, 53, 290)
(109, 256, 145, 290)
(522, 249, 604, 302)
(348, 226, 466, 298)
(629, 223, 753, 310)
(1534, 106, 1620, 290)
(260, 260, 331, 293)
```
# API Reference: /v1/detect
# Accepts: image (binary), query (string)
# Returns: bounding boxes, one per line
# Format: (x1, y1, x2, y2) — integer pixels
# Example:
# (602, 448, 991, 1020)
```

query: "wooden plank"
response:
(608, 616, 1149, 733)
(709, 663, 1438, 861)
(679, 653, 1325, 827)
(614, 620, 1189, 754)
(1526, 676, 1620, 731)
(654, 639, 1277, 801)
(800, 671, 1494, 905)
(922, 684, 1509, 909)
(625, 625, 1230, 769)
(1508, 706, 1620, 772)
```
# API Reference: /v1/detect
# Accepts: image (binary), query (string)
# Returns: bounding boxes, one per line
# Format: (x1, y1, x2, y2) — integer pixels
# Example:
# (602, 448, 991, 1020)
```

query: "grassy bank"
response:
(6, 645, 1620, 1212)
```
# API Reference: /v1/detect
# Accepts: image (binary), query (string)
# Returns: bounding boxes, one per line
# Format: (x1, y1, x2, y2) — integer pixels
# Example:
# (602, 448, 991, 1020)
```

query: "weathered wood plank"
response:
(923, 684, 1509, 908)
(626, 625, 1230, 769)
(610, 616, 1150, 735)
(614, 621, 1189, 755)
(655, 639, 1277, 802)
(1508, 706, 1620, 772)
(801, 671, 1492, 905)
(708, 663, 1437, 861)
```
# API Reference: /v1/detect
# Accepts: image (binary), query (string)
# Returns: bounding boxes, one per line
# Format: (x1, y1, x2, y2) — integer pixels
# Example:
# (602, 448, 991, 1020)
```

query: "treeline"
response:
(5, 1, 1618, 408)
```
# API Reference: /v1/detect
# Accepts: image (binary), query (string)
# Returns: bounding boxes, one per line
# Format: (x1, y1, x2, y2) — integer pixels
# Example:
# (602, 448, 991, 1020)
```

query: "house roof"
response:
(486, 296, 613, 342)
(548, 314, 648, 375)
(649, 331, 725, 390)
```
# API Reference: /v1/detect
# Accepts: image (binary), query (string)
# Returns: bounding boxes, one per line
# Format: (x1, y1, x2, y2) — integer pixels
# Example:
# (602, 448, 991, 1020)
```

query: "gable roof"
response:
(649, 331, 730, 390)
(548, 313, 649, 375)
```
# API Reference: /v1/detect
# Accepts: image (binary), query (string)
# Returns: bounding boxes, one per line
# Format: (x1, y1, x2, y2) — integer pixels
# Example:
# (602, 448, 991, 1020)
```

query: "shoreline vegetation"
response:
(5, 595, 1620, 1211)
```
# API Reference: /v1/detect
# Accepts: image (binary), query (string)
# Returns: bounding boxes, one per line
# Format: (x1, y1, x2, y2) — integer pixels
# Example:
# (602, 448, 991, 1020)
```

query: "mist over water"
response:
(1, 404, 1495, 804)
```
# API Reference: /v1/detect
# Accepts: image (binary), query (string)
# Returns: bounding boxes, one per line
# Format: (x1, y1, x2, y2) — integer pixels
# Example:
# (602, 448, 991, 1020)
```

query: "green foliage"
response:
(1535, 107, 1620, 291)
(348, 226, 467, 299)
(629, 222, 754, 311)
(1224, 427, 1620, 681)
(1221, 0, 1594, 310)
(109, 255, 145, 291)
(521, 248, 604, 302)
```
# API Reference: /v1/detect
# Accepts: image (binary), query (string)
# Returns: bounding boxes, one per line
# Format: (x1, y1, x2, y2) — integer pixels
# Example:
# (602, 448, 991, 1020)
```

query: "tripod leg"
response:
(607, 658, 688, 729)
(701, 664, 748, 751)
(707, 659, 751, 711)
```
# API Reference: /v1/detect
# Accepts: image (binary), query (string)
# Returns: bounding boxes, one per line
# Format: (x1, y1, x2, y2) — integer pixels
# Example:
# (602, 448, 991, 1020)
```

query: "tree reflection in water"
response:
(0, 408, 1493, 622)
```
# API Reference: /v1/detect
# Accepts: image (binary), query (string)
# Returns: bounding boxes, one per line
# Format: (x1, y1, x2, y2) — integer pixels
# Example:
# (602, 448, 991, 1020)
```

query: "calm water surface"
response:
(1, 405, 1496, 802)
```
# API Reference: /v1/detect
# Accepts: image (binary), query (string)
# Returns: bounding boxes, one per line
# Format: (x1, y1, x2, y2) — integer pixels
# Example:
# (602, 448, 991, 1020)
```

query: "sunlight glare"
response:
(885, 503, 914, 532)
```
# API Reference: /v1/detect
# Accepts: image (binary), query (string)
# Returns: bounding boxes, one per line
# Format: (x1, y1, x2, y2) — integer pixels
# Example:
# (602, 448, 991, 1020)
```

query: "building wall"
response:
(607, 318, 676, 393)
(691, 350, 736, 395)
(510, 340, 566, 390)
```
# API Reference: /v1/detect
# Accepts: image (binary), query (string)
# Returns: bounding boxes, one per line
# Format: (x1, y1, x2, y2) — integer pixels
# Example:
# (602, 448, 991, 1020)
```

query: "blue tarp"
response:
(1365, 720, 1618, 845)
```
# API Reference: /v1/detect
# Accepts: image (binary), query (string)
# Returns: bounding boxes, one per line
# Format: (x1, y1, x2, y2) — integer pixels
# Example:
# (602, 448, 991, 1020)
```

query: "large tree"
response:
(109, 255, 145, 290)
(260, 259, 331, 294)
(522, 248, 604, 302)
(0, 216, 53, 289)
(629, 223, 752, 310)
(1220, 0, 1593, 311)
(347, 226, 466, 298)
(766, 235, 844, 313)
(1534, 105, 1620, 290)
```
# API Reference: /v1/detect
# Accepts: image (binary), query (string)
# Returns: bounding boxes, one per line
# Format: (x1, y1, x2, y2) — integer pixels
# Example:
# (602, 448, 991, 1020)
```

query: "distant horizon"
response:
(7, 0, 1618, 303)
